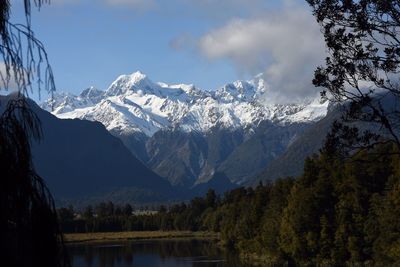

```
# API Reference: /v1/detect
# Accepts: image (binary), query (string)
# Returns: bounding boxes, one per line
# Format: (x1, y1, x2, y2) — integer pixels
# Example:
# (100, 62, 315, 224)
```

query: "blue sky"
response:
(10, 0, 326, 102)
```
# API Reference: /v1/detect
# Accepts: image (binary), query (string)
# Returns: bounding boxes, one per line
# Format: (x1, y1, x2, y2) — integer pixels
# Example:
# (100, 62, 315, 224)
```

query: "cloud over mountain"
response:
(44, 0, 327, 104)
(197, 5, 326, 103)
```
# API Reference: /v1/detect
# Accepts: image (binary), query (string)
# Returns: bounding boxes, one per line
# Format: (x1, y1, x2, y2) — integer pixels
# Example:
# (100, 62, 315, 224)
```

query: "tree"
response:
(307, 0, 400, 152)
(123, 204, 133, 216)
(372, 178, 400, 265)
(0, 1, 67, 266)
(106, 201, 115, 216)
(57, 207, 74, 222)
(95, 202, 108, 218)
(115, 206, 122, 216)
(205, 188, 217, 208)
(1, 101, 68, 267)
(83, 205, 94, 220)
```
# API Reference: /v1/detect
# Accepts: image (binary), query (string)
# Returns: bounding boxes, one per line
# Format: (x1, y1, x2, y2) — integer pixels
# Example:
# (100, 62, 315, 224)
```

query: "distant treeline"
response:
(58, 143, 400, 266)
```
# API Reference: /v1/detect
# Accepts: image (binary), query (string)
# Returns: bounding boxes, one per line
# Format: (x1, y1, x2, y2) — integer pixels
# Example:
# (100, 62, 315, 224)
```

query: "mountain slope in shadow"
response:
(21, 98, 175, 203)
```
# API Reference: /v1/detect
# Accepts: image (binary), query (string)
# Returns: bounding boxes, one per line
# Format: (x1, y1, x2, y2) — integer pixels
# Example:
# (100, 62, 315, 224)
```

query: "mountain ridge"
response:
(40, 71, 331, 188)
(41, 71, 329, 137)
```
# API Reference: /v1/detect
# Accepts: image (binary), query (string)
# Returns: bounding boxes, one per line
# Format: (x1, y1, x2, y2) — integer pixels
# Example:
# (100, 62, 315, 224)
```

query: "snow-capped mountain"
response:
(40, 71, 330, 188)
(41, 71, 329, 137)
(44, 86, 104, 114)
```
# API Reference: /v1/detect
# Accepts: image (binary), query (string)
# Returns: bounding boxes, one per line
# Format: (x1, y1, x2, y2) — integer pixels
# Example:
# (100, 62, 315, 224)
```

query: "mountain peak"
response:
(44, 71, 329, 137)
(106, 71, 155, 96)
(128, 71, 148, 83)
(215, 76, 267, 102)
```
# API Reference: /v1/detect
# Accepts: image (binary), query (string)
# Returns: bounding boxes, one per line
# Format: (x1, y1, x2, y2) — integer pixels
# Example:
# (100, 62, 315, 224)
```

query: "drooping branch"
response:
(0, 2, 69, 266)
(0, 0, 55, 99)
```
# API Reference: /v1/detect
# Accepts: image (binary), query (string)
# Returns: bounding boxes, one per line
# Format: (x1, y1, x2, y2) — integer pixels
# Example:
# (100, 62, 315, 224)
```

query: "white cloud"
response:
(196, 5, 327, 102)
(0, 62, 22, 94)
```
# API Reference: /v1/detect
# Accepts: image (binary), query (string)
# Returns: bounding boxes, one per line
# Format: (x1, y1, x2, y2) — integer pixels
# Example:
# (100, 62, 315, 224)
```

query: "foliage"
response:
(1, 99, 69, 267)
(59, 144, 400, 266)
(307, 0, 400, 151)
(0, 1, 68, 266)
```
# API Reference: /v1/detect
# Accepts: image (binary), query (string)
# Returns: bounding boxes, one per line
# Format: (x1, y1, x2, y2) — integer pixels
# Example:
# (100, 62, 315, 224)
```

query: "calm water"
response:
(68, 239, 254, 267)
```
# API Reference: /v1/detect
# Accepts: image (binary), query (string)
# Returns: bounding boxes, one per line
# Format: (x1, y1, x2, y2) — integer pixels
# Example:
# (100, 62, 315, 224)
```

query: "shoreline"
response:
(64, 231, 269, 266)
(64, 231, 219, 244)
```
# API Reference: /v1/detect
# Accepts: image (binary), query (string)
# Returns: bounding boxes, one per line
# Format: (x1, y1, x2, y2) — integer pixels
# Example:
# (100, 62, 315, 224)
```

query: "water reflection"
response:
(68, 239, 251, 267)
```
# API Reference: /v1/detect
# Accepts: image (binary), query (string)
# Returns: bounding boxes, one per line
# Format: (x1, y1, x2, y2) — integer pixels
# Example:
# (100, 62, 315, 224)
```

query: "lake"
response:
(68, 239, 254, 267)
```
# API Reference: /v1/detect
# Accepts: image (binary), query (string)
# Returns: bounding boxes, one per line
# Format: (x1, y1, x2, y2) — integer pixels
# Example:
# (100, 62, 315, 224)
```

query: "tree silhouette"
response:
(307, 0, 400, 152)
(0, 1, 68, 267)
(1, 99, 69, 267)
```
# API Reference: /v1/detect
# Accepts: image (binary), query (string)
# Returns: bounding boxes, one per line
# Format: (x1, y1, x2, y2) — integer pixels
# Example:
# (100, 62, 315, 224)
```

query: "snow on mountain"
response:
(42, 86, 103, 114)
(41, 71, 329, 137)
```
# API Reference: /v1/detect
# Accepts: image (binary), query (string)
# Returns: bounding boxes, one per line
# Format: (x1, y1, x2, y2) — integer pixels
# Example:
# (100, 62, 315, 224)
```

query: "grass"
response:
(64, 231, 218, 244)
